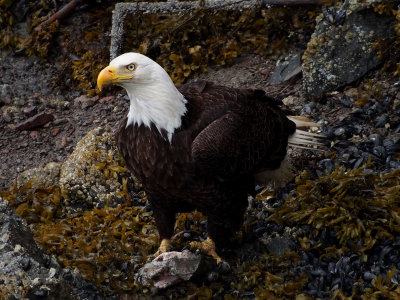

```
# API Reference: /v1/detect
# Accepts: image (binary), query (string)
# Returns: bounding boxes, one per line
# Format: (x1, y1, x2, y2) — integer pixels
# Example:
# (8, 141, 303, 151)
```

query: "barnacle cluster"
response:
(59, 128, 138, 210)
(274, 164, 400, 254)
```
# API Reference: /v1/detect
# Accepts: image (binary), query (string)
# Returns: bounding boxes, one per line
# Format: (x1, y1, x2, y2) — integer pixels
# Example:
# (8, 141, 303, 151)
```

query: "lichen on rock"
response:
(302, 1, 395, 98)
(59, 127, 137, 210)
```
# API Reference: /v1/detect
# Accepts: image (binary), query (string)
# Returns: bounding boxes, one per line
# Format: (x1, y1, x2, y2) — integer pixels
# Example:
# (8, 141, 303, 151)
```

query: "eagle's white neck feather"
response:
(114, 54, 187, 142)
(125, 82, 187, 142)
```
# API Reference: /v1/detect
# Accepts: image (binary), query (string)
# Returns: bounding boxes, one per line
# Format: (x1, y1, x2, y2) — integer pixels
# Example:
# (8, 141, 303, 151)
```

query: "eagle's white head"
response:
(97, 52, 187, 141)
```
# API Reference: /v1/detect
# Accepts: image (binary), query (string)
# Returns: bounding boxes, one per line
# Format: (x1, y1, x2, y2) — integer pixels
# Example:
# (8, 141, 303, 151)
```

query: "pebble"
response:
(302, 102, 316, 114)
(21, 257, 30, 271)
(23, 106, 38, 117)
(32, 277, 42, 286)
(334, 127, 346, 136)
(52, 127, 60, 136)
(99, 96, 115, 103)
(339, 97, 353, 107)
(48, 267, 57, 278)
(33, 289, 48, 297)
(74, 95, 99, 109)
(14, 244, 22, 252)
(375, 114, 388, 128)
(16, 111, 54, 131)
(30, 131, 39, 139)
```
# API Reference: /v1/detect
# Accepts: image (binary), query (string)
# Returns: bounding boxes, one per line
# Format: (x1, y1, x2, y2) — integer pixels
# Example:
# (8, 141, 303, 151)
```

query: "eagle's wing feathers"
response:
(189, 83, 295, 180)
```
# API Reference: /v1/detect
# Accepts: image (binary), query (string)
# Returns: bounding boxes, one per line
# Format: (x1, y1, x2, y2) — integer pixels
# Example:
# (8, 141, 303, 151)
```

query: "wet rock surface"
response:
(302, 2, 395, 98)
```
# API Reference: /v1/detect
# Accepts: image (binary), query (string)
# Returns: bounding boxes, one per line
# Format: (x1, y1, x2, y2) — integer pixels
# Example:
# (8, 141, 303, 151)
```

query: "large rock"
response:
(0, 198, 114, 299)
(0, 198, 76, 299)
(302, 2, 395, 98)
(59, 127, 136, 210)
(136, 250, 216, 289)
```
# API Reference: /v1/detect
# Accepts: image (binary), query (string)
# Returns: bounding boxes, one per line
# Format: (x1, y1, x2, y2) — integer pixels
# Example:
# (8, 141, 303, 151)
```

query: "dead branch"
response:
(34, 0, 83, 32)
(263, 0, 324, 5)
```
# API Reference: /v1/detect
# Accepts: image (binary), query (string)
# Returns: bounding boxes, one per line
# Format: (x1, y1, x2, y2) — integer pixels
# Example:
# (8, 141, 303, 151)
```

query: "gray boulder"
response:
(0, 198, 76, 299)
(302, 2, 395, 98)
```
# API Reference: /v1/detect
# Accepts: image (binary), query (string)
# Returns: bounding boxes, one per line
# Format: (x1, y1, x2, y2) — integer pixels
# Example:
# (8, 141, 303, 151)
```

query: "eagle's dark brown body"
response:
(116, 80, 296, 247)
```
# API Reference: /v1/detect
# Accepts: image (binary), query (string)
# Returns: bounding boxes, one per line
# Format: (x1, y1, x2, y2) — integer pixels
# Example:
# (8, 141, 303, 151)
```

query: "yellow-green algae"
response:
(273, 163, 400, 255)
(1, 1, 321, 94)
(3, 162, 400, 297)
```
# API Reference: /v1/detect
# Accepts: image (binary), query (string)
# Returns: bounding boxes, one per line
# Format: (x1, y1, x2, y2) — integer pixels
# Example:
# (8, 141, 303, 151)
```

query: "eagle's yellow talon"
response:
(190, 237, 222, 264)
(152, 238, 172, 258)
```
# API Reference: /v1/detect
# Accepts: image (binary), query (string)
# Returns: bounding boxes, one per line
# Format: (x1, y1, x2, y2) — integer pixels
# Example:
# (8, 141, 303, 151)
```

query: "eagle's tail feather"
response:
(287, 116, 326, 151)
(287, 115, 320, 128)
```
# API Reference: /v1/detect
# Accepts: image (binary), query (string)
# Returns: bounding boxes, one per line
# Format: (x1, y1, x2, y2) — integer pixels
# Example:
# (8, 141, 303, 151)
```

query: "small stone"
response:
(23, 106, 38, 117)
(48, 268, 57, 278)
(1, 233, 10, 243)
(74, 95, 99, 109)
(33, 289, 48, 297)
(16, 112, 54, 131)
(375, 114, 388, 128)
(52, 127, 60, 136)
(14, 244, 22, 252)
(282, 96, 298, 106)
(30, 131, 39, 139)
(207, 271, 219, 282)
(21, 257, 30, 271)
(32, 277, 42, 286)
(363, 271, 376, 281)
(99, 96, 115, 103)
(339, 97, 353, 108)
(2, 114, 12, 123)
(334, 127, 346, 136)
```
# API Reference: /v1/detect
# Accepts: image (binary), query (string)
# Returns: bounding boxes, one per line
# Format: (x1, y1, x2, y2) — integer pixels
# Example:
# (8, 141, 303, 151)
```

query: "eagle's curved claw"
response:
(151, 238, 172, 259)
(190, 237, 222, 264)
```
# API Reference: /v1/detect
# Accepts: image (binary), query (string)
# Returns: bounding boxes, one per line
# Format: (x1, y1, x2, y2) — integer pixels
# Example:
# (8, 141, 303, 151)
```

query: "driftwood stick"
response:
(34, 0, 83, 32)
(263, 0, 323, 5)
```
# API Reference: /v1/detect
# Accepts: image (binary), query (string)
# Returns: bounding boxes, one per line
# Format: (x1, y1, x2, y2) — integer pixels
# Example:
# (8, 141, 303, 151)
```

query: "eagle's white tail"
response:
(287, 116, 325, 151)
(254, 116, 325, 187)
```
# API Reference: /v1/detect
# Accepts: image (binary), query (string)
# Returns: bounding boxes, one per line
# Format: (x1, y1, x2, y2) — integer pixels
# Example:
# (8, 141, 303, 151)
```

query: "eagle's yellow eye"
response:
(127, 63, 136, 71)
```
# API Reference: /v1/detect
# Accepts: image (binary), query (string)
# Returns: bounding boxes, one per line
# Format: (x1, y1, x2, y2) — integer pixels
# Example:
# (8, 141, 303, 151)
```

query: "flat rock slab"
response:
(269, 52, 302, 84)
(137, 250, 216, 289)
(16, 111, 54, 131)
(302, 2, 395, 98)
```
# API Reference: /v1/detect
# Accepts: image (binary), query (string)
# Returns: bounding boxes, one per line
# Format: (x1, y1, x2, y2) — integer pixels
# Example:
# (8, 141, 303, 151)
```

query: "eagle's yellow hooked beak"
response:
(97, 66, 116, 92)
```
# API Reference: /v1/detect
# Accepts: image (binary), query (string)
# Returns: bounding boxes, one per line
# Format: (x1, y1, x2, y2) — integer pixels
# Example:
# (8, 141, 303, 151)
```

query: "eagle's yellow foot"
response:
(153, 238, 172, 258)
(190, 237, 222, 264)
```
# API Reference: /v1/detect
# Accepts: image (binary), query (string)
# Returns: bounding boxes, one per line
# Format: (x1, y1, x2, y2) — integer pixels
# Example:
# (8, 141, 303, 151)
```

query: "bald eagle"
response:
(97, 53, 322, 263)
